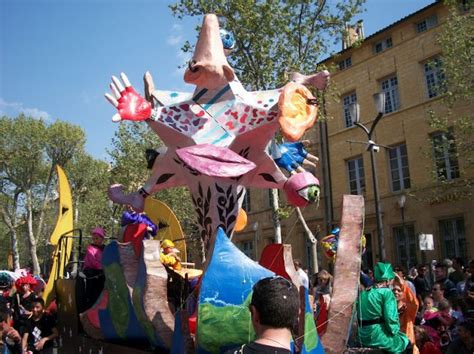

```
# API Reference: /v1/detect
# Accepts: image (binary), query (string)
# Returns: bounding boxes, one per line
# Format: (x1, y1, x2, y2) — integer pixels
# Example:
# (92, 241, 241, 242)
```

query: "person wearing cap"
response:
(160, 239, 182, 271)
(0, 273, 13, 315)
(356, 262, 409, 353)
(83, 227, 106, 309)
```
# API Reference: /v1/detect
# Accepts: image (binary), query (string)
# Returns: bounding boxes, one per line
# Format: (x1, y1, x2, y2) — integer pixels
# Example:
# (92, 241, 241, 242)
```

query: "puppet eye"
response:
(220, 29, 236, 50)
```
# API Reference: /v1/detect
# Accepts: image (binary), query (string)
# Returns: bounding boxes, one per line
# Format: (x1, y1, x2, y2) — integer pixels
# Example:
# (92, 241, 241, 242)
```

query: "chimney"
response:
(357, 20, 365, 39)
(342, 20, 365, 50)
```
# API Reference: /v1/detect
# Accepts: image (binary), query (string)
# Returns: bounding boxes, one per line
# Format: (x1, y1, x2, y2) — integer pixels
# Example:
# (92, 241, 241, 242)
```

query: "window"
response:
(374, 37, 393, 53)
(416, 15, 438, 33)
(389, 144, 411, 191)
(242, 188, 251, 212)
(239, 240, 254, 259)
(381, 76, 400, 113)
(424, 57, 446, 98)
(342, 92, 357, 128)
(432, 131, 459, 181)
(347, 157, 365, 195)
(338, 57, 352, 70)
(393, 224, 417, 270)
(440, 217, 467, 261)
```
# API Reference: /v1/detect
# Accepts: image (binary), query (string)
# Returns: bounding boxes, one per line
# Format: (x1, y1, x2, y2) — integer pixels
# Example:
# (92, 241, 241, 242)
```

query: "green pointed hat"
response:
(374, 262, 395, 282)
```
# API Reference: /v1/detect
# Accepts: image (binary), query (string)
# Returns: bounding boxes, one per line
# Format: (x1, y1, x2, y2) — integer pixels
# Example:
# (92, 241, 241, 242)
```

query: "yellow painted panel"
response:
(43, 165, 74, 306)
(143, 198, 187, 262)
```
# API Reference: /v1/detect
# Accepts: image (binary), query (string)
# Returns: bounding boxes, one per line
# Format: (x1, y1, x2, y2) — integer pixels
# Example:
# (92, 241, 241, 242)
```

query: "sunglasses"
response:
(267, 275, 294, 289)
(250, 275, 295, 308)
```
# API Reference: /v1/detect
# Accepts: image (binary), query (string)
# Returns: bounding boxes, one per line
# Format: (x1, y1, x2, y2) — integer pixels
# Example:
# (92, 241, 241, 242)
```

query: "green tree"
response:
(36, 120, 86, 247)
(170, 0, 365, 89)
(0, 115, 91, 274)
(67, 152, 112, 235)
(422, 1, 473, 202)
(0, 115, 48, 273)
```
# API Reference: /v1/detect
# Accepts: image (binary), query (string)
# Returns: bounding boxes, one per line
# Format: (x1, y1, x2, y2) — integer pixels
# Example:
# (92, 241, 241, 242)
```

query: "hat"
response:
(374, 262, 395, 282)
(91, 227, 106, 238)
(162, 239, 175, 249)
(15, 274, 37, 290)
(0, 272, 11, 289)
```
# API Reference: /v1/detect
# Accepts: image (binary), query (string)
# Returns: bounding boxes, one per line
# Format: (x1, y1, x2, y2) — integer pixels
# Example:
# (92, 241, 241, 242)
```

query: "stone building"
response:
(233, 1, 473, 275)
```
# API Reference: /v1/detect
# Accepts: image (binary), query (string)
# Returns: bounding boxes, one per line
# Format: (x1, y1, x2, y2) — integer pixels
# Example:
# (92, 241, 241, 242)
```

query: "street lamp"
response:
(252, 221, 259, 260)
(348, 92, 387, 261)
(397, 194, 408, 269)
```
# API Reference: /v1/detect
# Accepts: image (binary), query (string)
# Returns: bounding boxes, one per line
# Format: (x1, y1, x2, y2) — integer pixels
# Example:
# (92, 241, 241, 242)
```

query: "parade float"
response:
(46, 13, 366, 354)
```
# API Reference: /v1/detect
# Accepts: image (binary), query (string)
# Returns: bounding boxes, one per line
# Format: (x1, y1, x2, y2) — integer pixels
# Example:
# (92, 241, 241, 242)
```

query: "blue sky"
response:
(0, 0, 435, 160)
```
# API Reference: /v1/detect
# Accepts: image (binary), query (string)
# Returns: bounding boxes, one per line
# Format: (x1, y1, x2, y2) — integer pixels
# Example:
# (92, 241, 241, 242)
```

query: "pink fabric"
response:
(83, 244, 103, 270)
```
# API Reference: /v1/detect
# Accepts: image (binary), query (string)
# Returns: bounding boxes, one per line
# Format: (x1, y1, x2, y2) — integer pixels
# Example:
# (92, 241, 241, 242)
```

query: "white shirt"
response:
(297, 268, 309, 289)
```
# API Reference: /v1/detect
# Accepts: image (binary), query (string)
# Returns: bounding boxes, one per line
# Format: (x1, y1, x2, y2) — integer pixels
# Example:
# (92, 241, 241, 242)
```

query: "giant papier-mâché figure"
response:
(105, 14, 329, 253)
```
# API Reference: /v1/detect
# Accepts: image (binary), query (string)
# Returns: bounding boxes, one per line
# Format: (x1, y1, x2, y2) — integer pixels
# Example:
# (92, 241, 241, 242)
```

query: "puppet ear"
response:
(278, 82, 318, 142)
(223, 65, 235, 82)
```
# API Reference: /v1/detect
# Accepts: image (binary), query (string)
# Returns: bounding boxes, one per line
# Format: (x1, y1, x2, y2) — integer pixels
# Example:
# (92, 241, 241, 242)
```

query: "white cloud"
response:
(174, 50, 192, 77)
(0, 97, 22, 111)
(0, 97, 50, 120)
(167, 34, 183, 46)
(167, 24, 184, 47)
(171, 23, 182, 32)
(20, 107, 50, 120)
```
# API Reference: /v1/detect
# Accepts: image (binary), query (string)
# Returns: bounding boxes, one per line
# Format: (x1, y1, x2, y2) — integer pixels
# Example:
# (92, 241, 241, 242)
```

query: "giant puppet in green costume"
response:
(356, 262, 409, 353)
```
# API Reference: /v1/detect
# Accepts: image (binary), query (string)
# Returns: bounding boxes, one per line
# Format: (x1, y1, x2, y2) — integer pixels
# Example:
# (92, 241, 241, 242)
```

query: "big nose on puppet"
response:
(184, 14, 235, 89)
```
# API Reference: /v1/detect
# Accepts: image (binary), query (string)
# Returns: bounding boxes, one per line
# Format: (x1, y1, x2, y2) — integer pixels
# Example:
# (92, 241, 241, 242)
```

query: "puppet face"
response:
(184, 14, 235, 89)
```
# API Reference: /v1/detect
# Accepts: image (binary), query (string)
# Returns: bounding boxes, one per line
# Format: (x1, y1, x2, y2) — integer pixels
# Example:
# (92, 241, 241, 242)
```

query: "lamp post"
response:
(349, 93, 386, 262)
(252, 221, 259, 260)
(397, 194, 407, 269)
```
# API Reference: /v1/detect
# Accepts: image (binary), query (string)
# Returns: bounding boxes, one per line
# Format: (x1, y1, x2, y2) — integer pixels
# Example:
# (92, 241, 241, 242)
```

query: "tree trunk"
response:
(270, 189, 282, 243)
(295, 207, 318, 273)
(26, 191, 41, 275)
(0, 192, 22, 270)
(10, 229, 20, 270)
(74, 199, 79, 224)
(35, 164, 55, 245)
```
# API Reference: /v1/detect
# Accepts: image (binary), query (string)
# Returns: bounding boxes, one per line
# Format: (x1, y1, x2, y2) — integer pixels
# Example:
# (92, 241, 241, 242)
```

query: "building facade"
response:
(233, 1, 473, 275)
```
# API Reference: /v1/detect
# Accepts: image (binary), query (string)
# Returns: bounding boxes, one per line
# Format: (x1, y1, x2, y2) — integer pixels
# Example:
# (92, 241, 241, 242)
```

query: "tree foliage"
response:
(67, 152, 112, 234)
(170, 0, 365, 90)
(422, 1, 474, 202)
(0, 115, 109, 273)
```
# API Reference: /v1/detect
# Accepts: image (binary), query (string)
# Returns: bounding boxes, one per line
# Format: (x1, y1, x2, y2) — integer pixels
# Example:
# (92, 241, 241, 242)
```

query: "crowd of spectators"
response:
(0, 273, 57, 354)
(309, 257, 474, 353)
